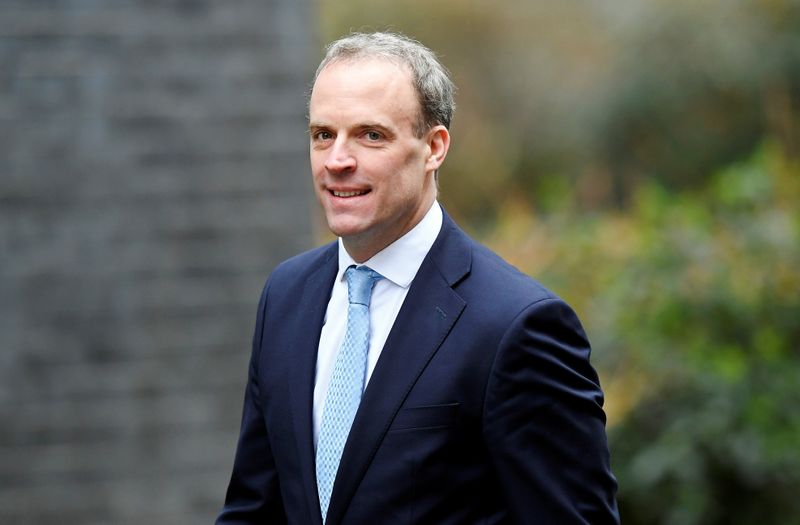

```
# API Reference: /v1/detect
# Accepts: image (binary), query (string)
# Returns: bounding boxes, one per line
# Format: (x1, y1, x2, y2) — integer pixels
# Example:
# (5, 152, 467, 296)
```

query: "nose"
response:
(324, 138, 356, 174)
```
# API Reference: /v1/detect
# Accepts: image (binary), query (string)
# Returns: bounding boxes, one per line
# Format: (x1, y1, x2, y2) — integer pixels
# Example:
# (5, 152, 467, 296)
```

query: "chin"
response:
(325, 217, 369, 239)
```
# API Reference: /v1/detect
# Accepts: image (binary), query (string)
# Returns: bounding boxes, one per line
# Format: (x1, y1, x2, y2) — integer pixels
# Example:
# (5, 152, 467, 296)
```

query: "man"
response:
(217, 32, 619, 524)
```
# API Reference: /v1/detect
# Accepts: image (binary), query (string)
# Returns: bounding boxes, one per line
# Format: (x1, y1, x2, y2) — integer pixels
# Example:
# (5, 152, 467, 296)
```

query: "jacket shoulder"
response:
(255, 241, 337, 307)
(473, 242, 554, 297)
(269, 241, 337, 281)
(449, 227, 558, 314)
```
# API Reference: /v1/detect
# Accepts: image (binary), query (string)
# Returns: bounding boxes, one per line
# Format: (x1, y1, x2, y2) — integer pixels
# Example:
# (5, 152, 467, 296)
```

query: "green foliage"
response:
(484, 143, 800, 524)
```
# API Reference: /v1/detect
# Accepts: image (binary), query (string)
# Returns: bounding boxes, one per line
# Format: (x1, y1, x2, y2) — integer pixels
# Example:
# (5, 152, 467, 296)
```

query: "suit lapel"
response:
(288, 245, 338, 525)
(324, 213, 472, 525)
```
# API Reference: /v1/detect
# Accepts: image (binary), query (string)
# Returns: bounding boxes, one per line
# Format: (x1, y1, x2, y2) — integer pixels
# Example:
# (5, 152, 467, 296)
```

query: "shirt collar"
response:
(337, 201, 443, 288)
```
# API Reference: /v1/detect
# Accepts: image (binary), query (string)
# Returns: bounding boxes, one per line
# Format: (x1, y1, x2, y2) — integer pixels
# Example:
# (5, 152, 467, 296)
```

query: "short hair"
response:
(312, 31, 456, 137)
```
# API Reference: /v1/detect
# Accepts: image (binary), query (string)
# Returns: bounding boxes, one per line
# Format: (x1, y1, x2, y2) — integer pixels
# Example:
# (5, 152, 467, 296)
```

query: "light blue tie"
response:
(316, 265, 383, 522)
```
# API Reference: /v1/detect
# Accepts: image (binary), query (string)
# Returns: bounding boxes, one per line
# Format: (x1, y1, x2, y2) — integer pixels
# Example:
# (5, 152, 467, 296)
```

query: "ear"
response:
(424, 125, 450, 174)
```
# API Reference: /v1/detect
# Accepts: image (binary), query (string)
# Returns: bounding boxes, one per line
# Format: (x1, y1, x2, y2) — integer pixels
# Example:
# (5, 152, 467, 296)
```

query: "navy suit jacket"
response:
(218, 211, 619, 524)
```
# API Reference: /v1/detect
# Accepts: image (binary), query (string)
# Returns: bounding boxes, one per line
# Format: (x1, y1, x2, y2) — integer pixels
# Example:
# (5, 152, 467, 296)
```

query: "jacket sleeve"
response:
(216, 282, 288, 524)
(483, 297, 620, 525)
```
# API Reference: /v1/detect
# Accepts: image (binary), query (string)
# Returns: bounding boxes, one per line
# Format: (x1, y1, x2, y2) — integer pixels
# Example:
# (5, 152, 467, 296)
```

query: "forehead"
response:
(310, 58, 420, 120)
(316, 56, 414, 89)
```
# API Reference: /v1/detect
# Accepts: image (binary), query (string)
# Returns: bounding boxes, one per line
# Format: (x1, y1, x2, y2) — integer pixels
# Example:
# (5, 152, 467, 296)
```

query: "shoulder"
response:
(269, 241, 337, 281)
(470, 240, 555, 301)
(256, 241, 337, 303)
(439, 217, 558, 314)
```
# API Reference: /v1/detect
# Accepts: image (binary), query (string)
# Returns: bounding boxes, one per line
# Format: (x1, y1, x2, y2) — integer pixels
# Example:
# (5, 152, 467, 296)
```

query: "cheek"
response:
(310, 166, 327, 190)
(309, 153, 323, 174)
(395, 150, 426, 182)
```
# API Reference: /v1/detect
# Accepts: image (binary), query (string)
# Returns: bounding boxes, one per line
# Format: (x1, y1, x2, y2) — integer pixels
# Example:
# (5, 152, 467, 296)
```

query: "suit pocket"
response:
(388, 402, 459, 432)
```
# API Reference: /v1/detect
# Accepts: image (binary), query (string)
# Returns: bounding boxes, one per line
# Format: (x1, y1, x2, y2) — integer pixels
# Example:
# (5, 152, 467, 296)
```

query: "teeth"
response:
(333, 190, 367, 197)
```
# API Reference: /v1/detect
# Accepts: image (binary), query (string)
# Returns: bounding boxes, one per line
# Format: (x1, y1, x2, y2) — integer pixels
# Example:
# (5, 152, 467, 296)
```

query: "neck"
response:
(342, 196, 436, 263)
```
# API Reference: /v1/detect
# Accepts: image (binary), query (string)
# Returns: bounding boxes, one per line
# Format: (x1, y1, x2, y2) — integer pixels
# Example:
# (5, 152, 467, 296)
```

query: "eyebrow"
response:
(356, 123, 394, 134)
(308, 122, 396, 135)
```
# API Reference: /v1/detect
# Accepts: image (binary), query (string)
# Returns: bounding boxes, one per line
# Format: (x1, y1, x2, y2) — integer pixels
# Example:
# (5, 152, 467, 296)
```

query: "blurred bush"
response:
(484, 142, 800, 524)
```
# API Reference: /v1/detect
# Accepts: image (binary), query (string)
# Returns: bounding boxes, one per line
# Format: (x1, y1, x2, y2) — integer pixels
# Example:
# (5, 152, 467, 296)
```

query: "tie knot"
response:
(345, 265, 382, 307)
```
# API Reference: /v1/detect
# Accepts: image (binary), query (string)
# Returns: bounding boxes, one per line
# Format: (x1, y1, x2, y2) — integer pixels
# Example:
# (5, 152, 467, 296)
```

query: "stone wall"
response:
(0, 1, 313, 523)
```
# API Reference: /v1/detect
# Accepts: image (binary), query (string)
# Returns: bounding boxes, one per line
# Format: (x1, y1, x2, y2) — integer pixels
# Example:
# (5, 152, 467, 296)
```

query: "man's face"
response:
(308, 58, 444, 262)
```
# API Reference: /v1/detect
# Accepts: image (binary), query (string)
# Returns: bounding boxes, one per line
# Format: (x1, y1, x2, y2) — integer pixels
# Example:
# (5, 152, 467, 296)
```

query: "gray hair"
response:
(312, 31, 456, 137)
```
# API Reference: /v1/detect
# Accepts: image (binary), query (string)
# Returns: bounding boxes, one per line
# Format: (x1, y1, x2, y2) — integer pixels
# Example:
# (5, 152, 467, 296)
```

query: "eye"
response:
(364, 130, 382, 141)
(313, 130, 333, 141)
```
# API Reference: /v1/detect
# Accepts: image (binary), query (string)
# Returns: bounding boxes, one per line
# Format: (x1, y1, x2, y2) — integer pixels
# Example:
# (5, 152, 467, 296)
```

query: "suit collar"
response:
(427, 209, 473, 287)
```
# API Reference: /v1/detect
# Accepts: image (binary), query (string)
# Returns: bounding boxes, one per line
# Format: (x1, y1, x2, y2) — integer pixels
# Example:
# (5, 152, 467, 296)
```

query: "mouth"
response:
(330, 189, 370, 198)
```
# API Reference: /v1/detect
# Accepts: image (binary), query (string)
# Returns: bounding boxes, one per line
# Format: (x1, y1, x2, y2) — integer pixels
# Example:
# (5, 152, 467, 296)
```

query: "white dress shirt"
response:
(312, 201, 443, 445)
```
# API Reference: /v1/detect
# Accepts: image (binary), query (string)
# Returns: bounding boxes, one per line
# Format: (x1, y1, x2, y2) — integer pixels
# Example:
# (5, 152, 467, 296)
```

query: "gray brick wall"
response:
(0, 1, 313, 523)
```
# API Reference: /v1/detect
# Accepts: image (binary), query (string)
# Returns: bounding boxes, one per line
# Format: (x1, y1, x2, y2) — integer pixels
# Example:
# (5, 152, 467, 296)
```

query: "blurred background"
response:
(2, 0, 798, 524)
